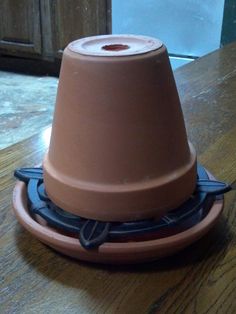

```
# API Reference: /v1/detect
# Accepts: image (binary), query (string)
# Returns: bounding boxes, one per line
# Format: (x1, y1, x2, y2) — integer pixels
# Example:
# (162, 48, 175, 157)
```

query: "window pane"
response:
(112, 0, 225, 57)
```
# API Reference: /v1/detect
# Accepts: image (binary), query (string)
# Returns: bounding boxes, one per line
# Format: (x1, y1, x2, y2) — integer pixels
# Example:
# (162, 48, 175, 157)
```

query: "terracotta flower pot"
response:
(43, 34, 197, 222)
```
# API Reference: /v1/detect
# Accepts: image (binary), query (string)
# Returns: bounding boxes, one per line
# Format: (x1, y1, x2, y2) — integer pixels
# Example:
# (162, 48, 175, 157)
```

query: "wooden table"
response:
(1, 43, 236, 314)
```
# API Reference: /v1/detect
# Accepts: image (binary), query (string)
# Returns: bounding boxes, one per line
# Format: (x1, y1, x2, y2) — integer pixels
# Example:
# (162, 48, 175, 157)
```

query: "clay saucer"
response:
(12, 172, 223, 264)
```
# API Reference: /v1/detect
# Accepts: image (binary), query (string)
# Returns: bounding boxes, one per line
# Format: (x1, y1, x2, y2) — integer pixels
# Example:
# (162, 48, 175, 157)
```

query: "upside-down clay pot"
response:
(43, 34, 197, 222)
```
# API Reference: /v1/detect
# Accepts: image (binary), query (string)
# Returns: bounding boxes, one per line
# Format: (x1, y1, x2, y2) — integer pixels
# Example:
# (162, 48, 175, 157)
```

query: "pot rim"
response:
(68, 34, 163, 57)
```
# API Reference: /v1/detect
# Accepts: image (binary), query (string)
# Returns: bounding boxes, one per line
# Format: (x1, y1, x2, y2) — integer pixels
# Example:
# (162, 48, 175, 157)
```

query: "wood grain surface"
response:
(1, 43, 236, 314)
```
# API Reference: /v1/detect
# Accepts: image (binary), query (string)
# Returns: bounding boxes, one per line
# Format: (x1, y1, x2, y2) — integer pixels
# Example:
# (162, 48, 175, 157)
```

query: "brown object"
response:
(43, 35, 197, 221)
(12, 174, 223, 264)
(2, 42, 236, 312)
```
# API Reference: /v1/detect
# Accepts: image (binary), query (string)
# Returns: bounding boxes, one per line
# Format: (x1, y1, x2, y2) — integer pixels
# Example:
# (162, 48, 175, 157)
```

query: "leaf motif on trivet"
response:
(197, 179, 232, 195)
(79, 220, 111, 249)
(14, 167, 43, 183)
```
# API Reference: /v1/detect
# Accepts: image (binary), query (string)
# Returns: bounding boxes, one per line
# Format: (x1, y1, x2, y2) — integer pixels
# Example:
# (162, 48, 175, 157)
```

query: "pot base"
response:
(12, 173, 224, 264)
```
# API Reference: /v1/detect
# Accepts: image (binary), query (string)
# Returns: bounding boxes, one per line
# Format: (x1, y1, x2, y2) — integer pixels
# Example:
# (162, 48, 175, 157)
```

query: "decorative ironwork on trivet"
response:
(14, 165, 231, 250)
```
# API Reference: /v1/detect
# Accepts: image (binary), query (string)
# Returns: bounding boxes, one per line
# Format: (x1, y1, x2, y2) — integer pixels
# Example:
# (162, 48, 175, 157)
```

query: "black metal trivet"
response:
(14, 165, 231, 250)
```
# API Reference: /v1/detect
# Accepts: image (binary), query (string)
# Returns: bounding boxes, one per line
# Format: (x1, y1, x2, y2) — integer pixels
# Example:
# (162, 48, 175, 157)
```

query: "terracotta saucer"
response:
(12, 172, 223, 264)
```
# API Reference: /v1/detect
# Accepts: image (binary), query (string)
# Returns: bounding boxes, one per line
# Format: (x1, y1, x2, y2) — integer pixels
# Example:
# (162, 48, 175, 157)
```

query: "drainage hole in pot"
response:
(102, 44, 130, 51)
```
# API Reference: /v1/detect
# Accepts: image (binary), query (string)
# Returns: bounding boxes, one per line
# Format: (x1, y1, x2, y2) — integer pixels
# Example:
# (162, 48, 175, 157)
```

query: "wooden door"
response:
(0, 0, 111, 75)
(0, 0, 42, 57)
(50, 0, 111, 57)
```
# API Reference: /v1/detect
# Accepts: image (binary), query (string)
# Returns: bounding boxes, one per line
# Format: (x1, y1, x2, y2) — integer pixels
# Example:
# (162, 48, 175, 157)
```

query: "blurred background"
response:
(0, 0, 235, 148)
(0, 0, 235, 74)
